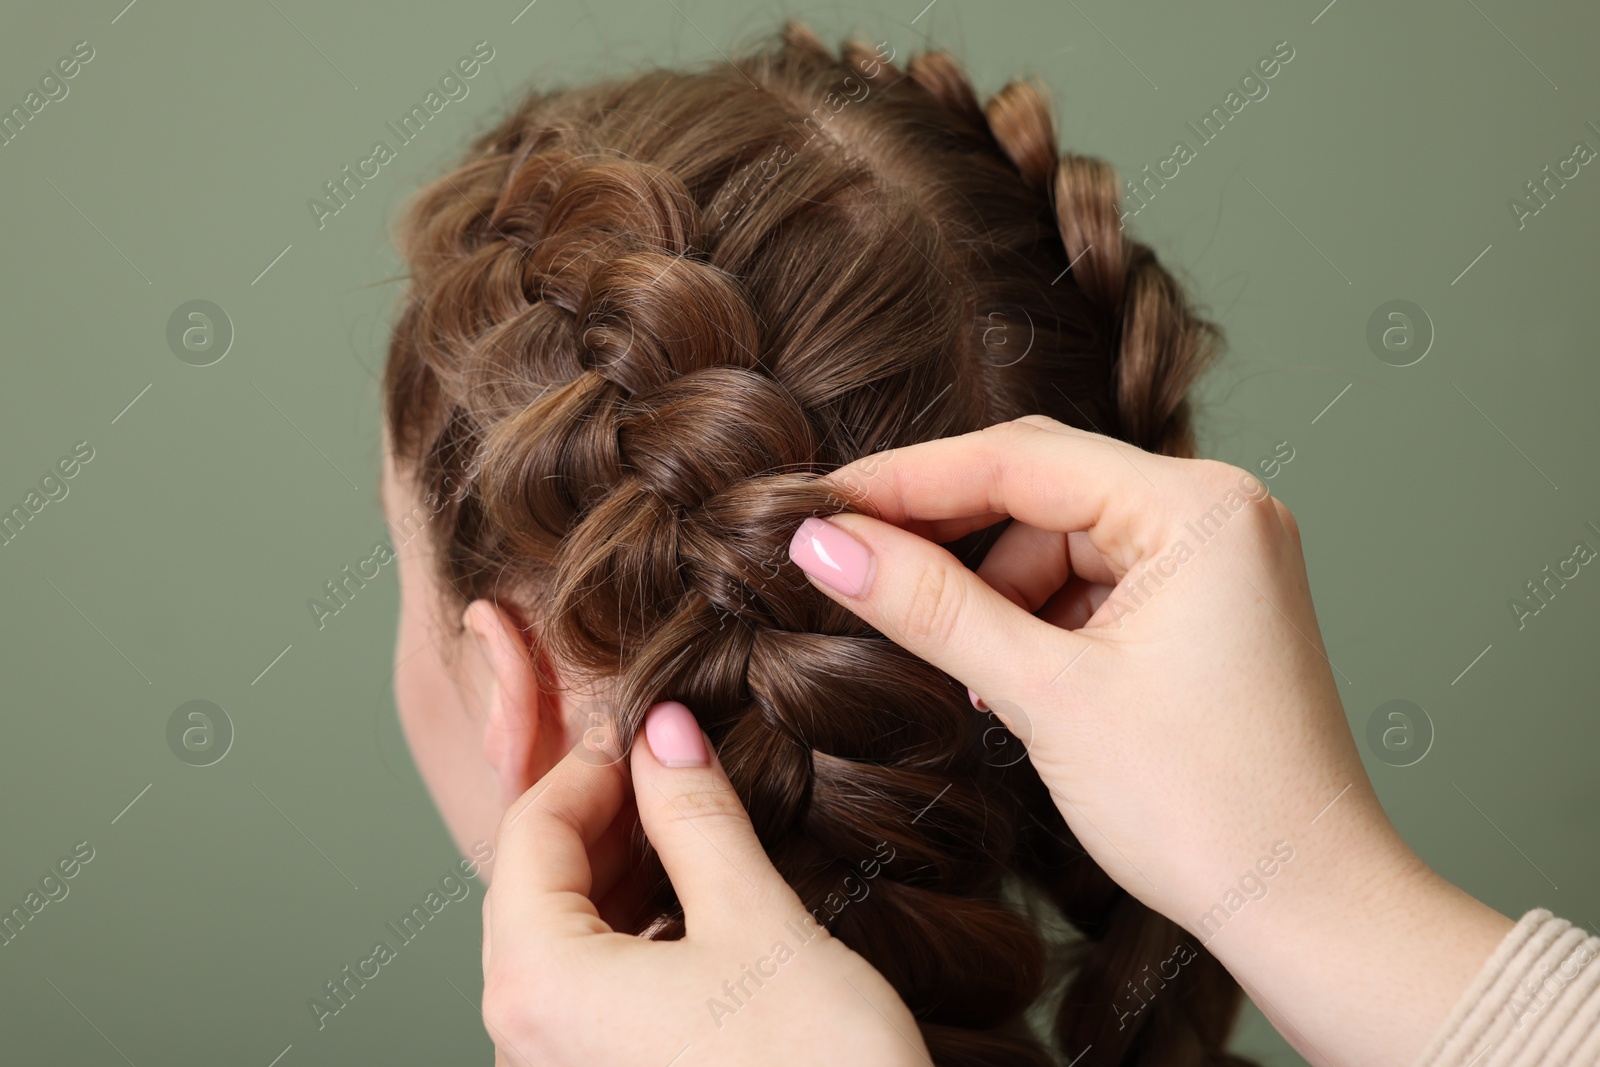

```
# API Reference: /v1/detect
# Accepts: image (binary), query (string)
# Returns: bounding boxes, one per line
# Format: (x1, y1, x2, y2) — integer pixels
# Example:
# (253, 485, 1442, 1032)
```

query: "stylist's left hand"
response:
(479, 698, 928, 1067)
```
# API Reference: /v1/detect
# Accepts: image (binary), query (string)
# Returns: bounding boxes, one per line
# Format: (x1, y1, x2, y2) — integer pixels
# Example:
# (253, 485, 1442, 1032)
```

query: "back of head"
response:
(386, 22, 1249, 1065)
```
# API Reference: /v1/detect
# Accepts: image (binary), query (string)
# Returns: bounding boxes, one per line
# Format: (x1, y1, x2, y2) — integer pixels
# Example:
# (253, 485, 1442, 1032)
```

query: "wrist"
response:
(1198, 806, 1512, 1067)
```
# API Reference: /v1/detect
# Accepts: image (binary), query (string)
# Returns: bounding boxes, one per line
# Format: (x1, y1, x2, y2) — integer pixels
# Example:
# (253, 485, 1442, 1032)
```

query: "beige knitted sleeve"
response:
(1411, 909, 1600, 1066)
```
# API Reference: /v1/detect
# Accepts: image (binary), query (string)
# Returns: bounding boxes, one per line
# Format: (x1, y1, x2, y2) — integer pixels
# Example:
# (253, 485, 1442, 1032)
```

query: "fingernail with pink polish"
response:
(644, 700, 708, 768)
(788, 517, 875, 596)
(968, 687, 989, 712)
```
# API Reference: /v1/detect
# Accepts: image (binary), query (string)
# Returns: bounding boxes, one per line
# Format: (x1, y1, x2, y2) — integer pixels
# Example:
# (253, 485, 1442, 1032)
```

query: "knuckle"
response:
(824, 470, 870, 511)
(1193, 458, 1251, 494)
(983, 417, 1041, 446)
(1010, 413, 1105, 445)
(661, 782, 751, 830)
(998, 414, 1083, 444)
(480, 965, 541, 1042)
(495, 786, 545, 841)
(1011, 413, 1066, 433)
(1195, 460, 1270, 510)
(899, 563, 966, 651)
(1273, 498, 1302, 542)
(1170, 459, 1281, 546)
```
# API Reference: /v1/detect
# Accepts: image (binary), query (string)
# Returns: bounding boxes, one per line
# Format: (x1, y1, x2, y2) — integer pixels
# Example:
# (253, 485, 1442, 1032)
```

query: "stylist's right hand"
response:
(480, 699, 927, 1067)
(789, 414, 1377, 925)
(788, 415, 1513, 1067)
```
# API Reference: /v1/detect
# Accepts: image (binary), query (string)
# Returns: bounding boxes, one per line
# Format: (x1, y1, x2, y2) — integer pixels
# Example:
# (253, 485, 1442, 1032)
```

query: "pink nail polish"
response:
(967, 687, 989, 712)
(788, 517, 875, 597)
(644, 700, 708, 768)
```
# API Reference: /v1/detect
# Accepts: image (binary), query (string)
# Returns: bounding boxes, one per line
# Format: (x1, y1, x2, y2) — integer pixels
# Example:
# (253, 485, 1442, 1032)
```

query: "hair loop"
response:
(577, 252, 760, 393)
(983, 78, 1058, 191)
(906, 51, 985, 125)
(1050, 153, 1129, 310)
(618, 366, 813, 507)
(544, 158, 700, 256)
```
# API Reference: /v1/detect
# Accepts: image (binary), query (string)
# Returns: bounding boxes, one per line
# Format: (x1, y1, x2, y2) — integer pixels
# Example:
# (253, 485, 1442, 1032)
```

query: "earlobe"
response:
(462, 600, 545, 808)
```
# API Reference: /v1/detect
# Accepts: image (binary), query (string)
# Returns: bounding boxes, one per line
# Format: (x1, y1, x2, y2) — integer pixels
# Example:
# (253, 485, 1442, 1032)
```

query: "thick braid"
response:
(397, 108, 1059, 1063)
(1054, 150, 1220, 458)
(385, 24, 1253, 1067)
(982, 79, 1249, 1066)
(986, 79, 1221, 459)
(541, 209, 1054, 1067)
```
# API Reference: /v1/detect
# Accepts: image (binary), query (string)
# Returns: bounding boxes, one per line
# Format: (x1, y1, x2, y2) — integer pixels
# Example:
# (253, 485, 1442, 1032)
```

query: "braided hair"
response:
(384, 21, 1250, 1066)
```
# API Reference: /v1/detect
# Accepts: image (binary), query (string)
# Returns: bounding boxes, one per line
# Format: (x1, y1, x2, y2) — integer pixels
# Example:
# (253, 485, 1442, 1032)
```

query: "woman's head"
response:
(383, 22, 1241, 1065)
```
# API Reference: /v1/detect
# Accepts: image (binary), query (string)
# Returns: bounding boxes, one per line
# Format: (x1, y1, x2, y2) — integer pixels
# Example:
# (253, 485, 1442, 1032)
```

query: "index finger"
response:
(489, 745, 629, 946)
(823, 417, 1174, 561)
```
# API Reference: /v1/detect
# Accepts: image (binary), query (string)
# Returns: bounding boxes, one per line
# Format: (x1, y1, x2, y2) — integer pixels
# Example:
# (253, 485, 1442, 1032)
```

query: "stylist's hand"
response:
(788, 416, 1512, 1067)
(479, 699, 927, 1067)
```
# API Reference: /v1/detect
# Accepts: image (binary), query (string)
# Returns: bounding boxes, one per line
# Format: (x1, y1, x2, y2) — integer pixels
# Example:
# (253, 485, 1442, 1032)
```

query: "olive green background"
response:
(2, 0, 1596, 1063)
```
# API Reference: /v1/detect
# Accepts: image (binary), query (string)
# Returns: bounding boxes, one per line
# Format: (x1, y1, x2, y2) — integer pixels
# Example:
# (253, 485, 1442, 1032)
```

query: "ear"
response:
(461, 600, 563, 808)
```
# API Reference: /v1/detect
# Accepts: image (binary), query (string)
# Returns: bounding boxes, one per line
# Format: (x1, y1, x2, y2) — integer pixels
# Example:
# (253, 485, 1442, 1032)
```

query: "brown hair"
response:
(385, 22, 1251, 1066)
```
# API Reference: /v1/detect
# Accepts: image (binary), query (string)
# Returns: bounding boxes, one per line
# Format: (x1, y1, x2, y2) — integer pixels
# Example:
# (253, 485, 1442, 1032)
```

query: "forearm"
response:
(1200, 818, 1514, 1067)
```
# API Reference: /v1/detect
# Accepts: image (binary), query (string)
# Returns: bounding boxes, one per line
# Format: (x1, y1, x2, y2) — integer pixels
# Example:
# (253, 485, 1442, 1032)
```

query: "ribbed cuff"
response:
(1411, 909, 1600, 1067)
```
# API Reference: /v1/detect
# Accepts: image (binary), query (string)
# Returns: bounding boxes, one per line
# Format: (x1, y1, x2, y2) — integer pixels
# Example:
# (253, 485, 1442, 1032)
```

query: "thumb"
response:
(786, 514, 1085, 715)
(632, 700, 806, 939)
